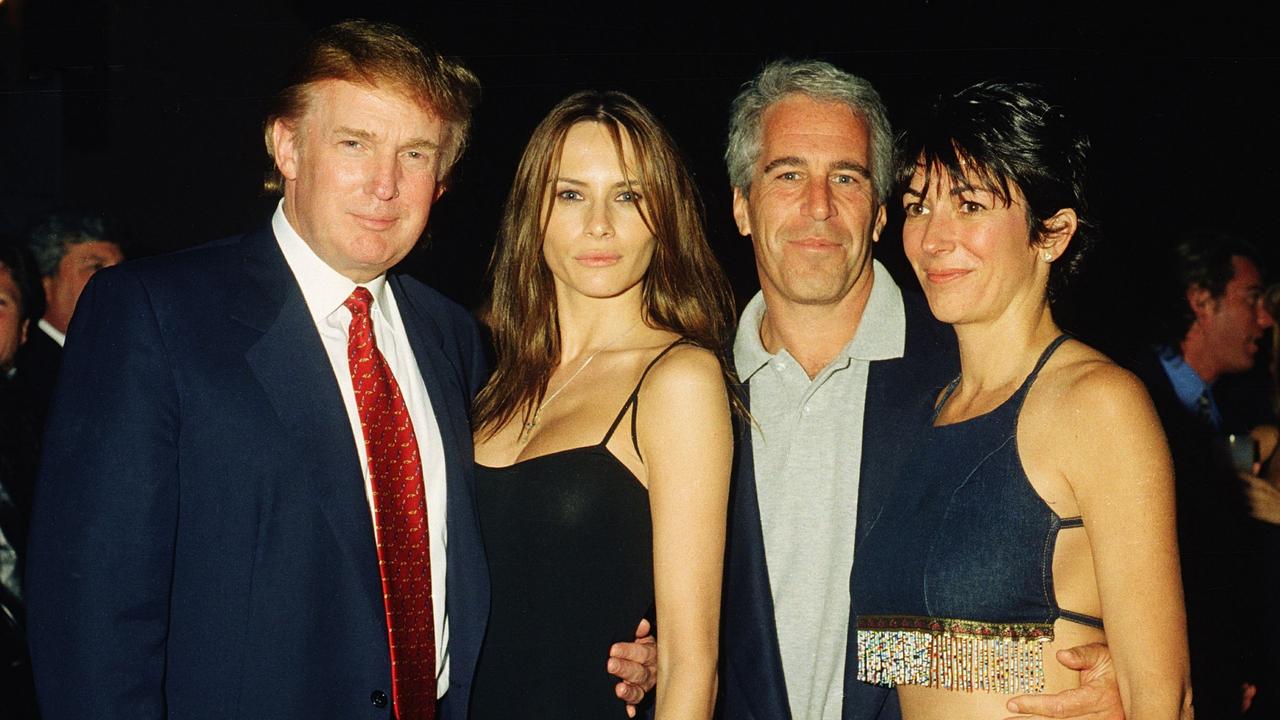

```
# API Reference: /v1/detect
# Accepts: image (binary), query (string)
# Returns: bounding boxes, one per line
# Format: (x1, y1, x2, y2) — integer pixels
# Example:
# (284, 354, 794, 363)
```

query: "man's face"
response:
(0, 265, 29, 372)
(732, 94, 886, 311)
(42, 240, 124, 331)
(273, 79, 446, 283)
(1193, 255, 1273, 375)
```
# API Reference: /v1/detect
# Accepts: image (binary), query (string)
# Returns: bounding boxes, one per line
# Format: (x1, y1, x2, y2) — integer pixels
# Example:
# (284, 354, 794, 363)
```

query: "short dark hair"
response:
(0, 240, 43, 321)
(27, 210, 112, 279)
(1153, 229, 1265, 346)
(262, 19, 482, 193)
(897, 80, 1096, 302)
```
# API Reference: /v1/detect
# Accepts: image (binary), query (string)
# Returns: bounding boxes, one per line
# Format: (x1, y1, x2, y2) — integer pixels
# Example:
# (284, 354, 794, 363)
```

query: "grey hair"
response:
(725, 59, 894, 204)
(28, 211, 111, 278)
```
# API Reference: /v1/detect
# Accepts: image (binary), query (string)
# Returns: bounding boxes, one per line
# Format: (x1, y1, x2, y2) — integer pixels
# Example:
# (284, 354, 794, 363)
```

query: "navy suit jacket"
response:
(719, 289, 957, 720)
(25, 227, 490, 720)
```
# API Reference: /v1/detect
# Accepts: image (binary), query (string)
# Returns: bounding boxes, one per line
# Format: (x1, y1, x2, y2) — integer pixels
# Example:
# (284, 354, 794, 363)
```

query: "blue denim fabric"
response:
(851, 335, 1098, 628)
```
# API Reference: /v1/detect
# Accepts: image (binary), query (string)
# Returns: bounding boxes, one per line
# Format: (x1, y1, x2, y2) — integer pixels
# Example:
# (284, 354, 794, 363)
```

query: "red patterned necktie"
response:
(345, 287, 436, 720)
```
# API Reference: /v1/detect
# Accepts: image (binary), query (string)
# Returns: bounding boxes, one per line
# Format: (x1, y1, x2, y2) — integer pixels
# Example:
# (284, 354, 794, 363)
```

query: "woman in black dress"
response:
(469, 90, 735, 718)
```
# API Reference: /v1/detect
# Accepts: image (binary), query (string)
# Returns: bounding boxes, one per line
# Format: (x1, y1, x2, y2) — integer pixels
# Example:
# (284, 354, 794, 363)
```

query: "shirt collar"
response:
(733, 260, 906, 382)
(37, 318, 66, 347)
(1155, 344, 1219, 420)
(271, 200, 391, 324)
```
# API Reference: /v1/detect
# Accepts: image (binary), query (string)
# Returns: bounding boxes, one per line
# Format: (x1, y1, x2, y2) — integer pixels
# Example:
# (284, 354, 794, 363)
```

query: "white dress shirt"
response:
(272, 202, 450, 695)
(37, 318, 66, 347)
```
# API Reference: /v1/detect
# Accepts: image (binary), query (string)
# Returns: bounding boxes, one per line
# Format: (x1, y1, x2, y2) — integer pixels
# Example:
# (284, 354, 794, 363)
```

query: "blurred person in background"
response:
(17, 210, 123, 423)
(1125, 229, 1271, 717)
(0, 239, 42, 720)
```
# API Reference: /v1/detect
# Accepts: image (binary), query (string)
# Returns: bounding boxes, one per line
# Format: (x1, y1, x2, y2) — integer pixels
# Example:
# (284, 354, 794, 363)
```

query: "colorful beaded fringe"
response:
(856, 615, 1053, 694)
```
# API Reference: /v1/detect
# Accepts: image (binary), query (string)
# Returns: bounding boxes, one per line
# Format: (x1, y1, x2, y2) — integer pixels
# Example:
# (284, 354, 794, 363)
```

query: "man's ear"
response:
(271, 118, 301, 181)
(1186, 284, 1216, 319)
(731, 186, 752, 238)
(18, 318, 28, 347)
(1037, 208, 1078, 262)
(872, 203, 887, 243)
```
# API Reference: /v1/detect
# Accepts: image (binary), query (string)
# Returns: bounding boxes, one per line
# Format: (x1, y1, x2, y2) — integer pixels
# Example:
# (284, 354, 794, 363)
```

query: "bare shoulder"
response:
(639, 343, 727, 402)
(1024, 340, 1166, 467)
(1034, 340, 1155, 423)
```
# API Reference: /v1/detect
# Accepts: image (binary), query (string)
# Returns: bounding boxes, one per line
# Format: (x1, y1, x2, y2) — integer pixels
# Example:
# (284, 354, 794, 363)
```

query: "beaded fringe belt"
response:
(856, 615, 1053, 694)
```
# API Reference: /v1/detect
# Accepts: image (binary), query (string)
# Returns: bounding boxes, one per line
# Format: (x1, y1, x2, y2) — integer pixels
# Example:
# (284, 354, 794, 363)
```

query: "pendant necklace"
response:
(520, 320, 639, 441)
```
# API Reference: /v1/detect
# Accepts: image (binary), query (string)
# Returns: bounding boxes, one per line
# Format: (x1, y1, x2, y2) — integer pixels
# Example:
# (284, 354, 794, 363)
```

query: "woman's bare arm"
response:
(637, 345, 732, 719)
(1052, 363, 1192, 719)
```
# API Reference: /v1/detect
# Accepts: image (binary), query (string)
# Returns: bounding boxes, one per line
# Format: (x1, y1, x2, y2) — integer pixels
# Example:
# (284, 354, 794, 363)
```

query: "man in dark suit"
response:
(717, 60, 1123, 720)
(1124, 230, 1271, 718)
(0, 240, 42, 720)
(16, 210, 124, 424)
(25, 20, 655, 720)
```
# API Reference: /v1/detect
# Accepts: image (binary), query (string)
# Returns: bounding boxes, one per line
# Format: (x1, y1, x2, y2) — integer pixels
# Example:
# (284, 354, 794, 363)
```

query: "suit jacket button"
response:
(371, 690, 388, 708)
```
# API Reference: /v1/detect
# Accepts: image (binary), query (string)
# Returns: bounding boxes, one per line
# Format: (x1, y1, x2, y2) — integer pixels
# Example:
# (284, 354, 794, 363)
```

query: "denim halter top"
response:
(850, 334, 1102, 695)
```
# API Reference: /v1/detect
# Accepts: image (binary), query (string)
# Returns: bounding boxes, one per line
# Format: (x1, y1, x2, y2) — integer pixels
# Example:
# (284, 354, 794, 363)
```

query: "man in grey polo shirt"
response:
(717, 59, 1124, 720)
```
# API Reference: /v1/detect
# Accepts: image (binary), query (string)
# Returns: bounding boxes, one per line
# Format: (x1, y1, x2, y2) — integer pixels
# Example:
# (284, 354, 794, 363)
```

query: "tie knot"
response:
(345, 286, 374, 318)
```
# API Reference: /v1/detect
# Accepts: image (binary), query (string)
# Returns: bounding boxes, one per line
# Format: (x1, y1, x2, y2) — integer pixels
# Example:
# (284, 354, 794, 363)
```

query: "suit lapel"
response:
(723, 383, 792, 718)
(389, 275, 472, 484)
(231, 227, 383, 621)
(390, 275, 490, 693)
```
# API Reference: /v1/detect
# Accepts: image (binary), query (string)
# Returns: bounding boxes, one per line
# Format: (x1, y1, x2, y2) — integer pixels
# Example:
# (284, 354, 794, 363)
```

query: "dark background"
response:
(2, 0, 1277, 349)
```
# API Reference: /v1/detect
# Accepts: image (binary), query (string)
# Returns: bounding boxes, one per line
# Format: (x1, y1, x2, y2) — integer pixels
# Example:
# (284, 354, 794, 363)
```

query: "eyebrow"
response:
(762, 156, 872, 180)
(554, 177, 640, 190)
(902, 179, 984, 199)
(333, 126, 439, 153)
(831, 160, 872, 179)
(761, 156, 804, 174)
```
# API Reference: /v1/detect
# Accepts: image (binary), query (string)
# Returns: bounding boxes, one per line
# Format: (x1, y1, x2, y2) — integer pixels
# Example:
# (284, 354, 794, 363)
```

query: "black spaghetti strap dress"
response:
(469, 342, 685, 718)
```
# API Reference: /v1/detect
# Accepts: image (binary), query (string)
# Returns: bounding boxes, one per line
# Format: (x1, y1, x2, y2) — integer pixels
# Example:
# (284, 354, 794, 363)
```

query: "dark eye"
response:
(903, 202, 927, 217)
(959, 200, 984, 213)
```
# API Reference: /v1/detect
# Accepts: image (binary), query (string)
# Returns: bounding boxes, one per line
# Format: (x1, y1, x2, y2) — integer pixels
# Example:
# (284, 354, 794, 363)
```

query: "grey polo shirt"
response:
(733, 261, 905, 720)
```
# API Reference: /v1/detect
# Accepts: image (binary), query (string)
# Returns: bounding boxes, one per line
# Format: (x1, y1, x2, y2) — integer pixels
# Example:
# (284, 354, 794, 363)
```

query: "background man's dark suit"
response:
(719, 289, 957, 720)
(1124, 348, 1256, 719)
(12, 324, 60, 430)
(25, 226, 491, 719)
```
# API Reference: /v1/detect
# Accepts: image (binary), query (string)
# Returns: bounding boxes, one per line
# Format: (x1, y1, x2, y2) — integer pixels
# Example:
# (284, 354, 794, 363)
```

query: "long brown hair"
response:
(473, 90, 736, 437)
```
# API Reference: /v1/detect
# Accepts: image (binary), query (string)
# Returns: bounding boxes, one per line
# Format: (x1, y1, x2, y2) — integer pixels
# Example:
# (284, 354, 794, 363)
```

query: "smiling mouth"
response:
(924, 269, 971, 284)
(352, 213, 398, 231)
(788, 237, 842, 251)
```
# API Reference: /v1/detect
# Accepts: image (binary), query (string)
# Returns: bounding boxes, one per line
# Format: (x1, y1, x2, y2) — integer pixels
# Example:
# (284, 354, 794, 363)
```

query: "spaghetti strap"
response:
(600, 340, 690, 459)
(1058, 608, 1104, 629)
(933, 334, 1073, 422)
(930, 377, 963, 422)
(1028, 333, 1072, 381)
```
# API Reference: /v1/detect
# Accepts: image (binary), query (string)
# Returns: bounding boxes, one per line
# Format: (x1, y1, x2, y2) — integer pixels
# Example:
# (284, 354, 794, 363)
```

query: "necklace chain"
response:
(520, 321, 639, 439)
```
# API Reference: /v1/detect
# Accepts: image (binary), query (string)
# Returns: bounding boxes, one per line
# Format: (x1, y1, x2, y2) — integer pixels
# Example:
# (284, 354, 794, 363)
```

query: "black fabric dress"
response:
(469, 343, 685, 718)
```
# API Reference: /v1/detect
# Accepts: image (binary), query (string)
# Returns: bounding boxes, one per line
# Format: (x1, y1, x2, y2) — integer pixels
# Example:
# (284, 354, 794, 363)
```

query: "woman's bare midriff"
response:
(893, 618, 1106, 720)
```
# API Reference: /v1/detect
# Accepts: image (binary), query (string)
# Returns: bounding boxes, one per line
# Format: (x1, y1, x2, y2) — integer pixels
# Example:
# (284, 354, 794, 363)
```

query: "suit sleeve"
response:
(25, 267, 180, 720)
(462, 313, 489, 402)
